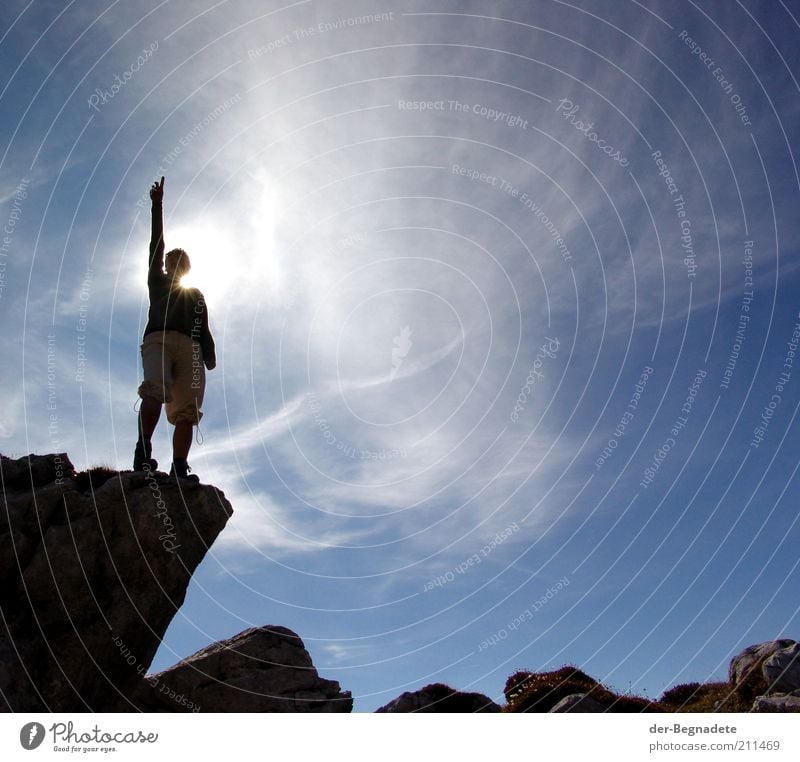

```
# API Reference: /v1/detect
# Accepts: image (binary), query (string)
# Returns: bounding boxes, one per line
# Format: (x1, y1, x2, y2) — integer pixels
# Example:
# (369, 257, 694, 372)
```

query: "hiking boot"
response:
(170, 458, 199, 482)
(133, 439, 158, 472)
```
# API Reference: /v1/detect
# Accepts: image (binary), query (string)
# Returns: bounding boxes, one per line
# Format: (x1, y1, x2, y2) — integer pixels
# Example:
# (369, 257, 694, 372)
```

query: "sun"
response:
(167, 223, 239, 307)
(150, 178, 286, 309)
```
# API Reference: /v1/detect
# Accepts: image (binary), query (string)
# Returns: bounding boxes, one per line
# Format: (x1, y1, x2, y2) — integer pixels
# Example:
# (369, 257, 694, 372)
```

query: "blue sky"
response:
(1, 0, 799, 711)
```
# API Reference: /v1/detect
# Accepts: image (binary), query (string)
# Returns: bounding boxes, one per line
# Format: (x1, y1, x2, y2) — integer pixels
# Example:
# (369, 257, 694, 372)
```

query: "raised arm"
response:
(148, 176, 165, 280)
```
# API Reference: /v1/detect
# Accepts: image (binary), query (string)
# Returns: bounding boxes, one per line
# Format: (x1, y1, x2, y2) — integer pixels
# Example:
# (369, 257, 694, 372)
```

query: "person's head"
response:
(165, 248, 191, 279)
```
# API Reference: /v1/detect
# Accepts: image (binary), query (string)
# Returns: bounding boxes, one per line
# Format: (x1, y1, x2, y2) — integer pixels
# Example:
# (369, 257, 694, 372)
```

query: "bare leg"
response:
(138, 396, 162, 441)
(172, 421, 193, 461)
(134, 396, 163, 470)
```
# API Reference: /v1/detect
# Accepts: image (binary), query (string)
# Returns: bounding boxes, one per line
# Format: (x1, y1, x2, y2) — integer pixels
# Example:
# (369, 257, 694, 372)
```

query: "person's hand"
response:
(150, 176, 165, 203)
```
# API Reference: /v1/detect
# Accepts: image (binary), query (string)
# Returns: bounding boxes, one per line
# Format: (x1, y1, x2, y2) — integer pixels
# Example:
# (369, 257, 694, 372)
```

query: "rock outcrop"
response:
(503, 666, 659, 713)
(376, 683, 500, 712)
(0, 453, 350, 713)
(729, 639, 800, 713)
(752, 693, 800, 712)
(0, 453, 232, 711)
(760, 642, 800, 693)
(131, 626, 351, 712)
(550, 693, 607, 713)
(3, 453, 798, 714)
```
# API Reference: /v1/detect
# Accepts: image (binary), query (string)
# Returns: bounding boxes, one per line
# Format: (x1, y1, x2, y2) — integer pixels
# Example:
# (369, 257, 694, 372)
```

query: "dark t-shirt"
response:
(143, 201, 216, 364)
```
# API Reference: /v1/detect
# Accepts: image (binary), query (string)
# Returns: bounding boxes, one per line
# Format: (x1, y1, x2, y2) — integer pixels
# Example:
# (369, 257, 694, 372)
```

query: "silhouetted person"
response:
(133, 176, 216, 481)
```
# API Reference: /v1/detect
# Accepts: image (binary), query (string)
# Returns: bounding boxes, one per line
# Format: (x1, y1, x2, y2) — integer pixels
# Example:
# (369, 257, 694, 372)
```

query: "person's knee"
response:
(166, 408, 203, 426)
(138, 379, 172, 403)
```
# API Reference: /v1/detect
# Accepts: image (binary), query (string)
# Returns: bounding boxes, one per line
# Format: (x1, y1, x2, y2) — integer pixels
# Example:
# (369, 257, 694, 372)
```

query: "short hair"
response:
(165, 248, 191, 275)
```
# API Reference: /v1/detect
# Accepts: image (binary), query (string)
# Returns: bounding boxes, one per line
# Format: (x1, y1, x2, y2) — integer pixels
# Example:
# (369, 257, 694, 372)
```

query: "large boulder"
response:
(376, 683, 500, 713)
(730, 640, 800, 701)
(762, 642, 800, 694)
(131, 626, 352, 712)
(0, 453, 233, 711)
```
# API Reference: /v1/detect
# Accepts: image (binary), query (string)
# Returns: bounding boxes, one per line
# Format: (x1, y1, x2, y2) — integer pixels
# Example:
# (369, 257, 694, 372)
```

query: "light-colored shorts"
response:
(138, 331, 205, 425)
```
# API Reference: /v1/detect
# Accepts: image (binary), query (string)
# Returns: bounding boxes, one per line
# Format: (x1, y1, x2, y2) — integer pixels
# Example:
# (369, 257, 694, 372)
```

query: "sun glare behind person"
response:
(170, 224, 240, 306)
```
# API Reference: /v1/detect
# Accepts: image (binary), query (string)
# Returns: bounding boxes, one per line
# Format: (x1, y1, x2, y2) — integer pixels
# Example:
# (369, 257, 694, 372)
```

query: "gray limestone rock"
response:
(0, 453, 231, 711)
(729, 640, 800, 699)
(134, 626, 352, 712)
(752, 694, 800, 712)
(762, 642, 800, 694)
(550, 693, 608, 713)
